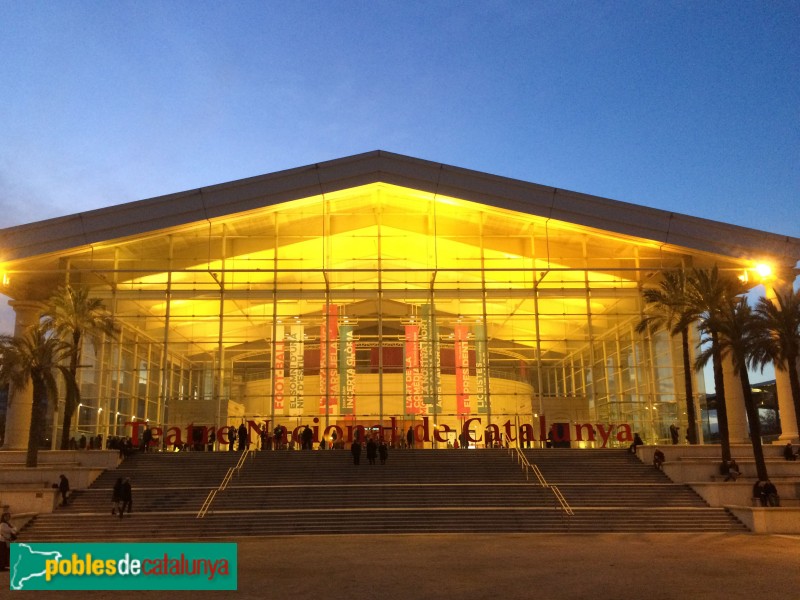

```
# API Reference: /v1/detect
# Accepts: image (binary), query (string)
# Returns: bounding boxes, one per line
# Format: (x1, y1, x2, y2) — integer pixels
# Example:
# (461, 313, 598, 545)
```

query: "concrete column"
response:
(765, 282, 799, 442)
(722, 355, 749, 444)
(1, 300, 42, 450)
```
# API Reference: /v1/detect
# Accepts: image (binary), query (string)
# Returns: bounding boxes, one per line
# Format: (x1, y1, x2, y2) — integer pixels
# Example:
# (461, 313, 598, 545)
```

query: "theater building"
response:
(1, 151, 798, 450)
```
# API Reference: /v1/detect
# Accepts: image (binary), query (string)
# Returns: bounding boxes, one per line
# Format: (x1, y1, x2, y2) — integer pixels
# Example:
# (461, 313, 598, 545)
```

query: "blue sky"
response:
(0, 1, 798, 379)
(0, 1, 797, 235)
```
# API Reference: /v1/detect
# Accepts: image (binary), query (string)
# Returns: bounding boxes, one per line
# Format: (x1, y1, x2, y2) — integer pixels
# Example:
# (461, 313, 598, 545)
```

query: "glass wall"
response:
(42, 183, 700, 448)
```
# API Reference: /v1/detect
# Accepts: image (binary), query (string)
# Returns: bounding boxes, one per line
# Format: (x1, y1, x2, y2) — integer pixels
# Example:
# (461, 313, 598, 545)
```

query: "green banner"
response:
(9, 542, 237, 591)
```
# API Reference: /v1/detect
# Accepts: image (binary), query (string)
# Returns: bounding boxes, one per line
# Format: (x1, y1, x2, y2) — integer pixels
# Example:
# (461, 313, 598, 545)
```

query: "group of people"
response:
(351, 437, 389, 465)
(753, 480, 780, 507)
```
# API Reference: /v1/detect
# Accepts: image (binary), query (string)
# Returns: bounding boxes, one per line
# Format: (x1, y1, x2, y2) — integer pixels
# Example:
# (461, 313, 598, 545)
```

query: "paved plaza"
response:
(2, 532, 799, 599)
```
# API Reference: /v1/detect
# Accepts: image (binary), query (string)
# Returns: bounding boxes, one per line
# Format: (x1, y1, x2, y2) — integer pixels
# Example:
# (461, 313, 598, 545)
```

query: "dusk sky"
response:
(0, 1, 798, 365)
(1, 2, 797, 233)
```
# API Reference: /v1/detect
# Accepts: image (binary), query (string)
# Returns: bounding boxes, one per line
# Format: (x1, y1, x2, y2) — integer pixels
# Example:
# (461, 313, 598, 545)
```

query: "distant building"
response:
(702, 380, 781, 442)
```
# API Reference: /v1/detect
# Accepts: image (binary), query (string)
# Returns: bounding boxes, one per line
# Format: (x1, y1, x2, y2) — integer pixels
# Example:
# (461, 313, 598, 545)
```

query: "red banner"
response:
(273, 325, 285, 411)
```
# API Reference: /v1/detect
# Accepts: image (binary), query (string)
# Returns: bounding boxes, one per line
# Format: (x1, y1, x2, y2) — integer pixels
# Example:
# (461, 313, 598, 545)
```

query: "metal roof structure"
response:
(1, 150, 798, 268)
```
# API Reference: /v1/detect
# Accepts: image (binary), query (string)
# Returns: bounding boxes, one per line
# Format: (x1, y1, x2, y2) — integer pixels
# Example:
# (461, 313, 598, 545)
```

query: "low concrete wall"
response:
(0, 467, 107, 489)
(690, 481, 800, 507)
(1, 488, 60, 514)
(636, 444, 800, 483)
(0, 450, 119, 469)
(728, 507, 800, 534)
(663, 460, 800, 483)
(0, 451, 120, 515)
(638, 443, 788, 464)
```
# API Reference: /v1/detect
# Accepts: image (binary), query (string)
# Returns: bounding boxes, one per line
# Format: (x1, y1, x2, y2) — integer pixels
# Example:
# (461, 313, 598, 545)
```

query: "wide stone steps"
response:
(18, 448, 748, 539)
(523, 448, 671, 483)
(23, 505, 744, 540)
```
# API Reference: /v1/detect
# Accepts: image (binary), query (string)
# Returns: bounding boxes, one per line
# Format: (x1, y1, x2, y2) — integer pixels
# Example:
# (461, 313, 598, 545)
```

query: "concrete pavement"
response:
(3, 532, 799, 598)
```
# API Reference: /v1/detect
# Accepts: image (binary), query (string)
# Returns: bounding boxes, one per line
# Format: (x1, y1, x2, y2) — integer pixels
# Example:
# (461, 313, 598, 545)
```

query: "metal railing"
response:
(197, 449, 254, 518)
(509, 445, 574, 516)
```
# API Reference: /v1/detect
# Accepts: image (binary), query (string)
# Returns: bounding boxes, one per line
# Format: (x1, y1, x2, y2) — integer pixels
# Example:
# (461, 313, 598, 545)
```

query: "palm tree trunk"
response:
(785, 353, 800, 440)
(26, 376, 47, 468)
(60, 397, 76, 450)
(739, 367, 769, 481)
(60, 331, 82, 449)
(711, 333, 731, 463)
(680, 327, 698, 444)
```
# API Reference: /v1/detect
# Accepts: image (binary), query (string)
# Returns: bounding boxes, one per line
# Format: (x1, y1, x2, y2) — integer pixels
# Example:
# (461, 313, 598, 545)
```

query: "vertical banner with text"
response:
(338, 323, 356, 415)
(404, 324, 424, 414)
(420, 304, 441, 414)
(319, 305, 339, 412)
(273, 324, 285, 411)
(288, 324, 305, 415)
(474, 322, 488, 414)
(454, 323, 471, 416)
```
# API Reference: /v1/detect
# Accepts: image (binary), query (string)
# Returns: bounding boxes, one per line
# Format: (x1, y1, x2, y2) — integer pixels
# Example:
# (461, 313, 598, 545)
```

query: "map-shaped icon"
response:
(10, 544, 63, 590)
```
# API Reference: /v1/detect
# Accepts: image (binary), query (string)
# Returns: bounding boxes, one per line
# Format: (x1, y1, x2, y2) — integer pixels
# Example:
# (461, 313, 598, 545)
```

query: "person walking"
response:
(260, 424, 269, 451)
(378, 440, 388, 465)
(351, 440, 362, 465)
(366, 437, 377, 465)
(237, 422, 248, 451)
(301, 425, 313, 450)
(119, 478, 133, 518)
(56, 474, 70, 506)
(227, 426, 236, 451)
(273, 425, 284, 450)
(111, 477, 123, 516)
(406, 426, 414, 449)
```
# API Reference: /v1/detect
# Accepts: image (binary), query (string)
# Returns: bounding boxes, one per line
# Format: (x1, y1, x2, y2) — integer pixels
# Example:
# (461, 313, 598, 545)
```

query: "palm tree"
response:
(636, 269, 699, 444)
(41, 286, 116, 449)
(685, 266, 748, 463)
(754, 287, 800, 438)
(697, 297, 769, 480)
(0, 324, 78, 467)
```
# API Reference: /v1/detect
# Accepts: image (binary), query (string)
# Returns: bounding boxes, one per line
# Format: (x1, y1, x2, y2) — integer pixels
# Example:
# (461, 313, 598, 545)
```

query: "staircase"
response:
(19, 448, 747, 541)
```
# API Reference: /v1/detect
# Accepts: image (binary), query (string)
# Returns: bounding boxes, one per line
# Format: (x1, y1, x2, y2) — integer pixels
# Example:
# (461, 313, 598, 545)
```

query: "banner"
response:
(273, 324, 285, 411)
(474, 322, 488, 414)
(338, 324, 356, 415)
(9, 543, 237, 591)
(404, 324, 424, 414)
(454, 323, 471, 416)
(288, 324, 305, 415)
(420, 304, 441, 413)
(319, 305, 339, 412)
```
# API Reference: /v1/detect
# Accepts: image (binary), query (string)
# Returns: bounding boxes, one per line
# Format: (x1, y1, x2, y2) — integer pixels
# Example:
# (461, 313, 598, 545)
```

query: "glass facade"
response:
(8, 183, 720, 448)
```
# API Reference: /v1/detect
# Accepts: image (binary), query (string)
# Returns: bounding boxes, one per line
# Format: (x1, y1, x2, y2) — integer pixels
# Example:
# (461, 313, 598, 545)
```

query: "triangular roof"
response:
(1, 150, 798, 265)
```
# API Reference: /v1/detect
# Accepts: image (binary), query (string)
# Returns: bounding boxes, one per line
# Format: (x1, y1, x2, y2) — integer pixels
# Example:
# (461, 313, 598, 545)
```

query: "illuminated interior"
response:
(4, 180, 767, 447)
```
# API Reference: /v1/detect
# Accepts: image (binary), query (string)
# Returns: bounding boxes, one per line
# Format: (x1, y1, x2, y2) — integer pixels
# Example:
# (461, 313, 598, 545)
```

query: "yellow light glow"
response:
(755, 263, 772, 279)
(1, 270, 8, 286)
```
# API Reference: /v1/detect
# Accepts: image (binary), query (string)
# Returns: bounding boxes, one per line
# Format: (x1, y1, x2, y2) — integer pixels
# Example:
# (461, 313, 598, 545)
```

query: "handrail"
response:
(197, 449, 254, 518)
(197, 488, 219, 519)
(509, 446, 574, 516)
